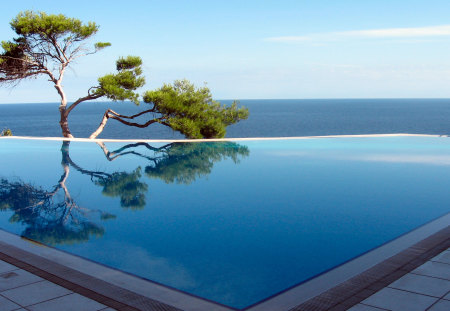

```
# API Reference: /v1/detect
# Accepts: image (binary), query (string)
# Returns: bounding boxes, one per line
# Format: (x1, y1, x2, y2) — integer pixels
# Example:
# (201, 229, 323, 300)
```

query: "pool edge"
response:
(0, 213, 448, 311)
(0, 133, 447, 143)
(246, 213, 450, 311)
(0, 229, 235, 311)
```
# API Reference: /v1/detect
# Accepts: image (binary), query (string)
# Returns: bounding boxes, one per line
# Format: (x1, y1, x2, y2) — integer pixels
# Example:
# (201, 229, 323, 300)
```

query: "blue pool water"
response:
(0, 136, 449, 308)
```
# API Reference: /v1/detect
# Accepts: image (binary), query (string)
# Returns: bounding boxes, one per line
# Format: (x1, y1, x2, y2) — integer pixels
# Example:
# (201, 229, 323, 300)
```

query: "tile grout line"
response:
(409, 271, 450, 282)
(424, 297, 448, 311)
(0, 278, 46, 294)
(22, 292, 76, 309)
(385, 286, 446, 300)
(358, 302, 391, 310)
(0, 292, 28, 310)
(429, 259, 450, 266)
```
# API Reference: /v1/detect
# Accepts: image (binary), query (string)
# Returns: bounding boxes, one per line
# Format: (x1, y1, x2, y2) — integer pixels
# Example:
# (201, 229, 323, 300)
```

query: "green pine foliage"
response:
(143, 80, 249, 138)
(96, 56, 145, 105)
(1, 11, 110, 84)
(10, 11, 98, 39)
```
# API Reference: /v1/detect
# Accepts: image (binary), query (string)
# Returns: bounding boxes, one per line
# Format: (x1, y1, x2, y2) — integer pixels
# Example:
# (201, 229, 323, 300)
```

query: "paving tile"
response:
(347, 304, 388, 310)
(388, 273, 450, 297)
(1, 280, 72, 306)
(0, 295, 21, 311)
(444, 292, 450, 300)
(0, 269, 43, 291)
(354, 288, 377, 299)
(428, 299, 450, 311)
(100, 300, 127, 310)
(27, 293, 107, 311)
(411, 261, 450, 280)
(0, 261, 17, 274)
(328, 303, 354, 311)
(361, 287, 438, 311)
(431, 251, 450, 265)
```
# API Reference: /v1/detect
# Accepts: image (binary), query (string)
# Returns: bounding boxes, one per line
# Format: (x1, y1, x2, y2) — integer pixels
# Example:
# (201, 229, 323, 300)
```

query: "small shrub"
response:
(0, 128, 12, 136)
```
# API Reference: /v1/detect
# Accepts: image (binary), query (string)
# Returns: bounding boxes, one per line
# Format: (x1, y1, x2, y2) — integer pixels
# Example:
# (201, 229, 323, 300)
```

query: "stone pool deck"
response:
(0, 225, 448, 311)
(0, 245, 449, 311)
(348, 247, 450, 311)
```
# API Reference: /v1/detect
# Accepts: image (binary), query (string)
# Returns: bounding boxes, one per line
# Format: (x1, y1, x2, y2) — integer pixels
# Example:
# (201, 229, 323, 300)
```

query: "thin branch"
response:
(96, 142, 171, 161)
(109, 114, 162, 128)
(89, 109, 164, 139)
(66, 91, 103, 116)
(107, 108, 157, 120)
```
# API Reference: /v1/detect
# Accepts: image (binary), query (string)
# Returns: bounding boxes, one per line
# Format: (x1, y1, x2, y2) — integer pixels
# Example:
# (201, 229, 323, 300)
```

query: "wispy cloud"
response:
(265, 25, 450, 43)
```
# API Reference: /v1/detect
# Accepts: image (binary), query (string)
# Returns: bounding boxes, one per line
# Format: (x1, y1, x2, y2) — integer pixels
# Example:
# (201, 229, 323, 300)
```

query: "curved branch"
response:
(65, 92, 103, 116)
(109, 115, 161, 128)
(96, 142, 172, 162)
(0, 55, 49, 82)
(107, 107, 156, 119)
(89, 109, 163, 139)
(0, 55, 40, 66)
(62, 147, 111, 180)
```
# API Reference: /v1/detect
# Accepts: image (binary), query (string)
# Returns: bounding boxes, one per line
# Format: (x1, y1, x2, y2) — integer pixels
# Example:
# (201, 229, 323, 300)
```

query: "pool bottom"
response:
(0, 213, 448, 311)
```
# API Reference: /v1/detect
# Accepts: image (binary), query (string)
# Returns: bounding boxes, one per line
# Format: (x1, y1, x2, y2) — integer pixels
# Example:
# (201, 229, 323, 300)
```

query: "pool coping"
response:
(0, 133, 447, 143)
(0, 212, 448, 311)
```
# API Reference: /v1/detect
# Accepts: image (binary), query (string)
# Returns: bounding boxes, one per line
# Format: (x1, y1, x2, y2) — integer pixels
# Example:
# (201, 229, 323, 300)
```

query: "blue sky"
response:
(1, 0, 450, 103)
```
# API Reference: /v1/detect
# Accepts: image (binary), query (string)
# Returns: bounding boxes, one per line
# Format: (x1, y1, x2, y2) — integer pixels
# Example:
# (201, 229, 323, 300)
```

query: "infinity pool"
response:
(0, 136, 449, 309)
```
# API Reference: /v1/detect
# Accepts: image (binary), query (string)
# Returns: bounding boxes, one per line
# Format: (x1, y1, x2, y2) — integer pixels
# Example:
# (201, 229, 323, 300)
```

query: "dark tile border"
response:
(0, 243, 181, 311)
(288, 226, 450, 311)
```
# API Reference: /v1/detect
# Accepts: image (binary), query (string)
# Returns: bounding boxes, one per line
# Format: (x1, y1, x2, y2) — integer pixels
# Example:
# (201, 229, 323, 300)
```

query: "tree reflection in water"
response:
(0, 140, 249, 245)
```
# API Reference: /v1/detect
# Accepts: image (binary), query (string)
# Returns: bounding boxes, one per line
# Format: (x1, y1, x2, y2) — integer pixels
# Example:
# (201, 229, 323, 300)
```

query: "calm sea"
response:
(0, 99, 449, 139)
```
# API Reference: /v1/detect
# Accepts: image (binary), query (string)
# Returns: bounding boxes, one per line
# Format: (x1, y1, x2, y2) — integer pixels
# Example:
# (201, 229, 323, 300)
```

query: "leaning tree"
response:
(0, 11, 145, 138)
(0, 11, 248, 139)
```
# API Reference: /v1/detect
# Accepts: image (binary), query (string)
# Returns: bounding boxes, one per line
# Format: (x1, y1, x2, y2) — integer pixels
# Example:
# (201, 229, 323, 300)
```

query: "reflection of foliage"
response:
(144, 142, 250, 184)
(63, 141, 148, 210)
(0, 140, 249, 246)
(0, 178, 105, 245)
(95, 168, 148, 210)
(98, 141, 249, 184)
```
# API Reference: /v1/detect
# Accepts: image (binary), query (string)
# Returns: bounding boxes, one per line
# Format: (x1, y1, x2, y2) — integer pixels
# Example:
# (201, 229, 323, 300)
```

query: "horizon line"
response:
(1, 97, 450, 105)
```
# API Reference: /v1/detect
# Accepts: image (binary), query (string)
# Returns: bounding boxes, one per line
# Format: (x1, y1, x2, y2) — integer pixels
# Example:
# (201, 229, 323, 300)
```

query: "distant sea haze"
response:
(0, 99, 449, 139)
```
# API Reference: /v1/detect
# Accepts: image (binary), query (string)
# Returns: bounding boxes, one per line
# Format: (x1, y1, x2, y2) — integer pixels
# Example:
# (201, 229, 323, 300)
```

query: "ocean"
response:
(0, 99, 449, 139)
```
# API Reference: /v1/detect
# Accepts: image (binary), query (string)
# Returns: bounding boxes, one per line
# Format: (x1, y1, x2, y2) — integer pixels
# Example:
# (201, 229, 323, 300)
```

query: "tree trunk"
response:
(53, 81, 74, 138)
(59, 106, 73, 138)
(89, 111, 110, 139)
